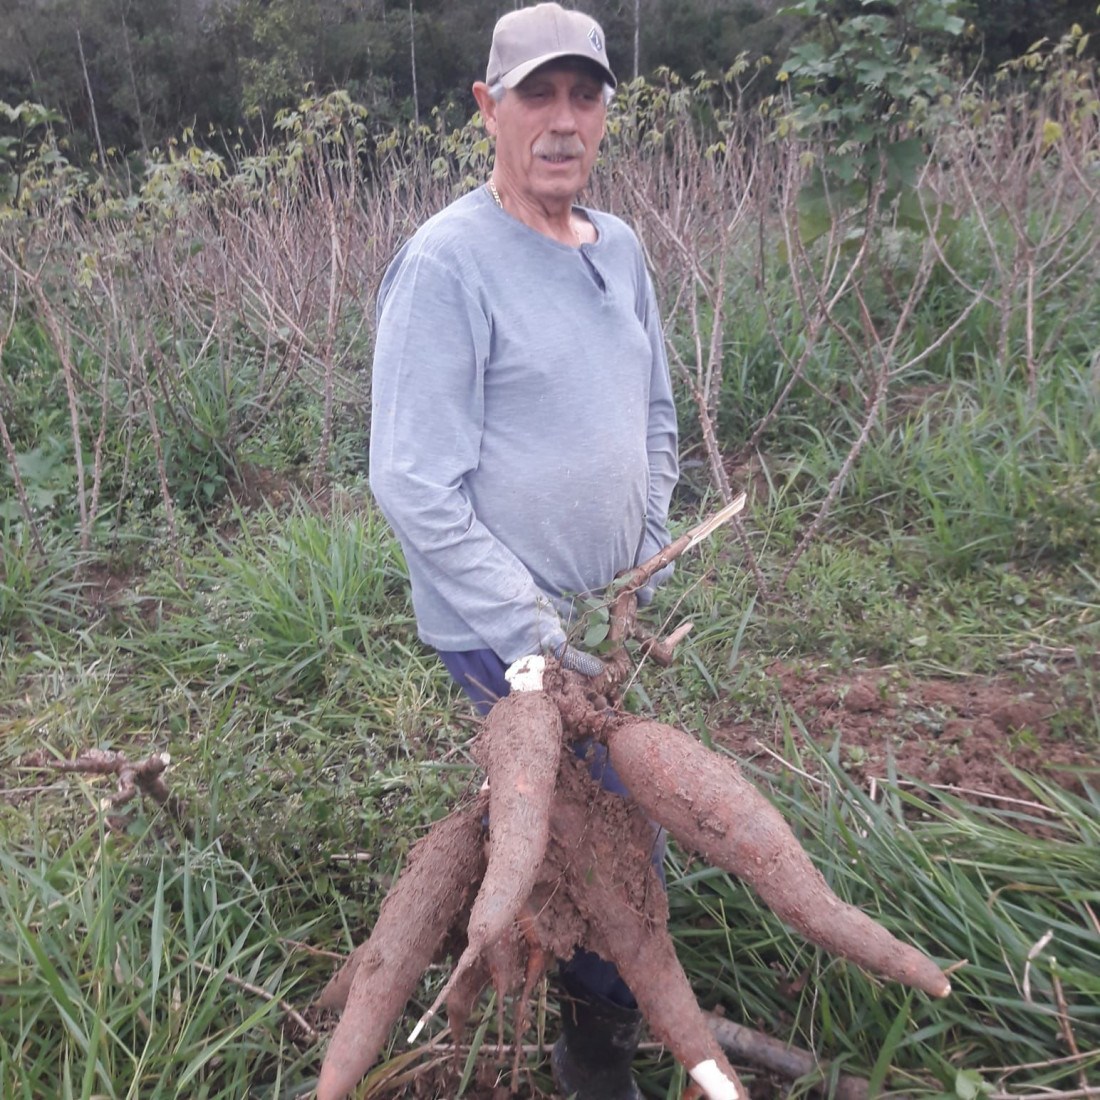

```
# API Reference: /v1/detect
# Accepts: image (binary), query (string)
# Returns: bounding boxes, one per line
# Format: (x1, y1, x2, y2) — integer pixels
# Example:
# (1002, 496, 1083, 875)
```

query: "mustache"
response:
(532, 139, 585, 158)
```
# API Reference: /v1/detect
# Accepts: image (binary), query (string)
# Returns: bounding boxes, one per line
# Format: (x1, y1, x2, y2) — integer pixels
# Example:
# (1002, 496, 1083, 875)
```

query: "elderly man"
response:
(368, 4, 679, 1096)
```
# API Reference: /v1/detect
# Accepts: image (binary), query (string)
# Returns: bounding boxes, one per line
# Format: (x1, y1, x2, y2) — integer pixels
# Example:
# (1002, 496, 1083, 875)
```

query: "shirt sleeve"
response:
(636, 261, 680, 586)
(368, 247, 568, 663)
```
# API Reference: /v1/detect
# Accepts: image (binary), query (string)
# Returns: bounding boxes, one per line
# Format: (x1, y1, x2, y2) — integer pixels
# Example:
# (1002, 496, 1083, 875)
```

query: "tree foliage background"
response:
(2, 0, 1097, 164)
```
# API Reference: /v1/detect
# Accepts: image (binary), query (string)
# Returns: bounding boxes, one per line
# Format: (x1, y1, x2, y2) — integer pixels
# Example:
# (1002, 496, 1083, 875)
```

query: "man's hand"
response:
(554, 643, 605, 678)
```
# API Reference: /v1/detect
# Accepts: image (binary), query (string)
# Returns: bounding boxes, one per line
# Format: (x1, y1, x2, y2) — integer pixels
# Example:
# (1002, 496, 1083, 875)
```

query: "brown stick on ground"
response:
(707, 1016, 870, 1100)
(606, 719, 951, 999)
(315, 792, 488, 1100)
(19, 748, 188, 830)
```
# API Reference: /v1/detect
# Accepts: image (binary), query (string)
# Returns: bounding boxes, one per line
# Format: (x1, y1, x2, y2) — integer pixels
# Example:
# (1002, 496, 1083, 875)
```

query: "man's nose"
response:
(548, 93, 578, 131)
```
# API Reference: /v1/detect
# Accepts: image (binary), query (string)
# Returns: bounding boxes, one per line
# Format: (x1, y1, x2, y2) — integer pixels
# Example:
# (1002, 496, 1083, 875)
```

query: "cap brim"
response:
(500, 51, 616, 89)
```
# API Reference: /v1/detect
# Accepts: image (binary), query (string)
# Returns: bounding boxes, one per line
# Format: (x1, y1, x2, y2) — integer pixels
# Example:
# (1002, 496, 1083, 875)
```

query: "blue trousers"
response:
(438, 647, 666, 1009)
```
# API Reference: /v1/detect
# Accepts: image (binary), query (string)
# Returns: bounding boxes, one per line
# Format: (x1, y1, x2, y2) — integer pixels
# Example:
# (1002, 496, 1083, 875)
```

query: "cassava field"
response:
(2, 43, 1099, 1100)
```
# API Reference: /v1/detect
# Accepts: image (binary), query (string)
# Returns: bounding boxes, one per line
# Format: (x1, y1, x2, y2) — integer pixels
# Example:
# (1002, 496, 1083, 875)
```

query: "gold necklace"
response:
(488, 180, 586, 245)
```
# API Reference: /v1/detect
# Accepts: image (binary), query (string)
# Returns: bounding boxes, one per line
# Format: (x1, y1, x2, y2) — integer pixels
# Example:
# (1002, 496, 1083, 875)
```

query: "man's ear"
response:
(472, 81, 498, 136)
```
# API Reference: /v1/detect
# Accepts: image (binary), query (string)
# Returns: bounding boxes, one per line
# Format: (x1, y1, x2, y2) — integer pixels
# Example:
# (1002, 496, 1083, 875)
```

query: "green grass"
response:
(0, 824, 330, 1099)
(0, 521, 86, 640)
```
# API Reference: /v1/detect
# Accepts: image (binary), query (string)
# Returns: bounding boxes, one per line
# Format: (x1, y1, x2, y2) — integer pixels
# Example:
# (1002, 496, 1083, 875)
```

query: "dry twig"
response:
(19, 747, 188, 829)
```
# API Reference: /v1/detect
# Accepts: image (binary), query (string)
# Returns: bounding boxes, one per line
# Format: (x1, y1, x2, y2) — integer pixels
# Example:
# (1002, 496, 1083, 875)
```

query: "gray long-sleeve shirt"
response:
(368, 186, 679, 664)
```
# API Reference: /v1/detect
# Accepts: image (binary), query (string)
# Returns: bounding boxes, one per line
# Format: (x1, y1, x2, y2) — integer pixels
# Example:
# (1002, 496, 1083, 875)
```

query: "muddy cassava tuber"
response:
(605, 718, 951, 998)
(315, 795, 488, 1099)
(315, 500, 951, 1100)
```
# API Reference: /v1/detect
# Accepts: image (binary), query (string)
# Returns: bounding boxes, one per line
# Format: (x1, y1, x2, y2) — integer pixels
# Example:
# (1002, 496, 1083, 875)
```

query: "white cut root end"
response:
(690, 1059, 740, 1100)
(505, 654, 545, 692)
(406, 1012, 431, 1044)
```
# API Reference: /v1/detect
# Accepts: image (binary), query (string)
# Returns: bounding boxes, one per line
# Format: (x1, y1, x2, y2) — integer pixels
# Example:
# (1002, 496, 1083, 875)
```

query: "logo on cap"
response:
(588, 26, 603, 53)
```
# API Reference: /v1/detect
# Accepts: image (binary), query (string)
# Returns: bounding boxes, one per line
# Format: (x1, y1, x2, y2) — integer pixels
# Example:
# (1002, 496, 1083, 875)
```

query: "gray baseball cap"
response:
(486, 3, 616, 90)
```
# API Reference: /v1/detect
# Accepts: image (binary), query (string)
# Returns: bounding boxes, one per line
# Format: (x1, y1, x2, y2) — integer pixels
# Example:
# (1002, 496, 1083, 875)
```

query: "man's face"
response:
(481, 60, 607, 208)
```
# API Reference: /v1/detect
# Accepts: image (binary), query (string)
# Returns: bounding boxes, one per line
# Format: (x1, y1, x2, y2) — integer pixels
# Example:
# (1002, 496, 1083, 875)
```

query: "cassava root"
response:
(409, 690, 563, 1041)
(315, 512, 950, 1098)
(606, 718, 951, 999)
(550, 768, 749, 1099)
(315, 793, 488, 1100)
(315, 704, 950, 1098)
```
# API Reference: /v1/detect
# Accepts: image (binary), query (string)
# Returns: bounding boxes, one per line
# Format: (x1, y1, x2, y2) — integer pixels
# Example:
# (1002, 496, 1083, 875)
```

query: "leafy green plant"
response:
(0, 101, 68, 209)
(0, 434, 76, 521)
(774, 0, 965, 244)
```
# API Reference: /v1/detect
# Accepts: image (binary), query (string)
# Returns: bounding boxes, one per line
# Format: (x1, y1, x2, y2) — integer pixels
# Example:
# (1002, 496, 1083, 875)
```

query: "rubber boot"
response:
(550, 972, 644, 1100)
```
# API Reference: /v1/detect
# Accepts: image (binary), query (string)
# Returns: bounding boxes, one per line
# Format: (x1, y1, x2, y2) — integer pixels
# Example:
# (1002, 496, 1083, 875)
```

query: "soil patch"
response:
(713, 660, 1097, 813)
